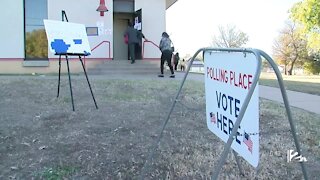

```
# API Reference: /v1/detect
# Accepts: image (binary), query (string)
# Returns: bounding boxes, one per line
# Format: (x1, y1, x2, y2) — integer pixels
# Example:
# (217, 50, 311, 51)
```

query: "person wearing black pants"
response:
(124, 22, 145, 64)
(158, 32, 175, 78)
(160, 49, 174, 77)
(173, 52, 179, 71)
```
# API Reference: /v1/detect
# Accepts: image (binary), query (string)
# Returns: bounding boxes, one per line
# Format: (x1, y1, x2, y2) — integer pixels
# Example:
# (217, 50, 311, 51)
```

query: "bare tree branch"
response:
(212, 24, 249, 48)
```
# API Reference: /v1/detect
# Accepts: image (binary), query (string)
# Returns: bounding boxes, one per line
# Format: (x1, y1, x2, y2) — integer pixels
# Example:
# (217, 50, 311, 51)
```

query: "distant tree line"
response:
(211, 0, 320, 75)
(273, 0, 320, 75)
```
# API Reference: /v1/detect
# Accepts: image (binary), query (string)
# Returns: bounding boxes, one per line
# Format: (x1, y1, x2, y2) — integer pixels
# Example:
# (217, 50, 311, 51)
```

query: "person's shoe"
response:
(169, 74, 175, 78)
(131, 61, 135, 64)
(158, 74, 164, 77)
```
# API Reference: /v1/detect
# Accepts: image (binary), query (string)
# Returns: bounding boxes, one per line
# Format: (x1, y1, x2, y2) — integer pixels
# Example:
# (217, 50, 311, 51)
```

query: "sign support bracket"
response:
(210, 48, 262, 179)
(140, 48, 308, 180)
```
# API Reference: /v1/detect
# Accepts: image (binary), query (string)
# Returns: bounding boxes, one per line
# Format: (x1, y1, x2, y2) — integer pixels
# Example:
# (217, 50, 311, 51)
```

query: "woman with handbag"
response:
(158, 32, 175, 78)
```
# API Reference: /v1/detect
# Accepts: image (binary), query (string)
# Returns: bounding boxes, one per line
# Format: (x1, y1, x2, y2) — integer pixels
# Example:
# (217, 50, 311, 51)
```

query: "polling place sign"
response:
(204, 51, 259, 167)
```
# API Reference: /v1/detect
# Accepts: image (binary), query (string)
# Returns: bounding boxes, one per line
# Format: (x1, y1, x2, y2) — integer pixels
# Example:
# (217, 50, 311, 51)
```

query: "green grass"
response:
(98, 80, 186, 102)
(1, 78, 319, 179)
(259, 72, 320, 95)
(38, 166, 77, 180)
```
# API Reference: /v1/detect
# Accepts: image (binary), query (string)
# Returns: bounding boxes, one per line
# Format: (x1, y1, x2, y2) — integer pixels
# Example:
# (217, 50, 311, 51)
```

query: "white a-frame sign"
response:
(204, 51, 259, 167)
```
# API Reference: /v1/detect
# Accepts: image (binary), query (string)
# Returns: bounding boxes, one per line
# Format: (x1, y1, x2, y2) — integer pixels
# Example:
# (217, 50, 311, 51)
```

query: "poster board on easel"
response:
(43, 18, 98, 111)
(44, 19, 91, 56)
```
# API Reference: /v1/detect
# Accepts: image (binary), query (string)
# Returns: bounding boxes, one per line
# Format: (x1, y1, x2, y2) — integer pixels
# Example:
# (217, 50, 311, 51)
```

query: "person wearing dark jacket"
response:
(158, 32, 174, 78)
(173, 52, 180, 71)
(124, 22, 145, 64)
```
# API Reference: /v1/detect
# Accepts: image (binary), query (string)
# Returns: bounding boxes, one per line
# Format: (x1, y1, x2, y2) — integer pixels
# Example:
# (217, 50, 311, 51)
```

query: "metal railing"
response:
(91, 40, 111, 59)
(142, 40, 160, 60)
(83, 40, 111, 67)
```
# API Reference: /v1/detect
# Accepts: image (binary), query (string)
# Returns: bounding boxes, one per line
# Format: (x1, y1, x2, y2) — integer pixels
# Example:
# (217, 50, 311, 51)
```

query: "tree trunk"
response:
(284, 65, 287, 75)
(284, 61, 288, 75)
(288, 57, 298, 75)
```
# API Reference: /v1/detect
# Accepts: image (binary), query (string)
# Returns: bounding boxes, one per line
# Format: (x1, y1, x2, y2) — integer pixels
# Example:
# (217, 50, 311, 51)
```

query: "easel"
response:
(139, 48, 308, 180)
(56, 11, 98, 111)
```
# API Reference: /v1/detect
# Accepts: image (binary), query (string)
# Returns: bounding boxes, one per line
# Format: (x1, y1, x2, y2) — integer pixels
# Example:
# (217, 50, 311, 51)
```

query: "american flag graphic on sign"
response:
(210, 112, 216, 124)
(243, 132, 253, 153)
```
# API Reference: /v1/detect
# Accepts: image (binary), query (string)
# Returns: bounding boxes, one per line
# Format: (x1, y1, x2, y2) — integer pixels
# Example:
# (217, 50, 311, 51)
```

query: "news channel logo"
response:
(287, 149, 307, 163)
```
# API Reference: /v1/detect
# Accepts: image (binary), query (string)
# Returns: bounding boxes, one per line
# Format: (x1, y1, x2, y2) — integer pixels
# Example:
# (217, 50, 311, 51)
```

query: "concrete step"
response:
(86, 60, 161, 75)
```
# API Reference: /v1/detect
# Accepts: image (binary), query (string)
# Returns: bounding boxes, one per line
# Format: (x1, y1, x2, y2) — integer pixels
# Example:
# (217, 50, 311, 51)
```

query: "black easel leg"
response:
(65, 55, 75, 111)
(79, 56, 98, 109)
(57, 55, 62, 98)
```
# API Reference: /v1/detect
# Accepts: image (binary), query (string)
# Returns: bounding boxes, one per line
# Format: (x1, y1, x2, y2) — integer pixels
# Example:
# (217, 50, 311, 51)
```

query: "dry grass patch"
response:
(0, 77, 318, 179)
(260, 72, 320, 95)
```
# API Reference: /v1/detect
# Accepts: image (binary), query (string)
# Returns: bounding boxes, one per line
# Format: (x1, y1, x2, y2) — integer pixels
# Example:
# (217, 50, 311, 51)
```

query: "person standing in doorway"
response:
(124, 22, 145, 64)
(158, 32, 174, 78)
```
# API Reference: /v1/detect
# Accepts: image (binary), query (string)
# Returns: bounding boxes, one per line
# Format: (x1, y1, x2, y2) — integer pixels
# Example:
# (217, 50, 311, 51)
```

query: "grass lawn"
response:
(0, 77, 319, 179)
(259, 72, 320, 96)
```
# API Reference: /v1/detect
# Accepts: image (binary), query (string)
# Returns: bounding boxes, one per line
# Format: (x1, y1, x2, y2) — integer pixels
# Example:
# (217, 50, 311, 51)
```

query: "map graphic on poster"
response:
(44, 20, 91, 55)
(204, 51, 259, 167)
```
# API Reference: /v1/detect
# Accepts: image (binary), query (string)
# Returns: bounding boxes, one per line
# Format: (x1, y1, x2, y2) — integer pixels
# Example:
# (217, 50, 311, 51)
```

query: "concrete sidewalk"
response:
(259, 86, 320, 114)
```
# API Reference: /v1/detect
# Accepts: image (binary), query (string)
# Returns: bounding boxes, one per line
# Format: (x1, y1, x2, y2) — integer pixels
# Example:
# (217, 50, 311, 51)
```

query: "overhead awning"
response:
(166, 0, 178, 9)
(113, 0, 177, 11)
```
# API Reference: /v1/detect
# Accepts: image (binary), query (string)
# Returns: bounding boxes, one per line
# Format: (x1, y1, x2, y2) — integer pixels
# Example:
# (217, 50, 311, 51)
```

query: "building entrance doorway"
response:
(113, 9, 143, 60)
(113, 13, 130, 60)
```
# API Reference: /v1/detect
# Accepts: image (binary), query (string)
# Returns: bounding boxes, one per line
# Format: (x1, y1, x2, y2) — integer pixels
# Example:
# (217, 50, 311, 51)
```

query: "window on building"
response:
(24, 0, 48, 60)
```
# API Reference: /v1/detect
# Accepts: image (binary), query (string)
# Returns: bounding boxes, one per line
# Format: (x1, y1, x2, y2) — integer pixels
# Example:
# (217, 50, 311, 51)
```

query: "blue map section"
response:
(83, 51, 91, 56)
(51, 39, 70, 54)
(73, 39, 82, 44)
(50, 38, 90, 55)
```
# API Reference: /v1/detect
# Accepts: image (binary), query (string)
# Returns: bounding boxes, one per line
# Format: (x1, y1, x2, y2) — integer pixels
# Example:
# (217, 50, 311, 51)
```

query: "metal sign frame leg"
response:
(260, 51, 308, 180)
(139, 48, 206, 180)
(211, 49, 308, 180)
(140, 48, 308, 180)
(210, 48, 262, 180)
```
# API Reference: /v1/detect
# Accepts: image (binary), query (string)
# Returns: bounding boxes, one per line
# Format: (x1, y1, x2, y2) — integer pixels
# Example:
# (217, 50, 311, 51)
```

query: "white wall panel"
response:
(135, 0, 166, 59)
(0, 0, 24, 58)
(48, 0, 113, 59)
